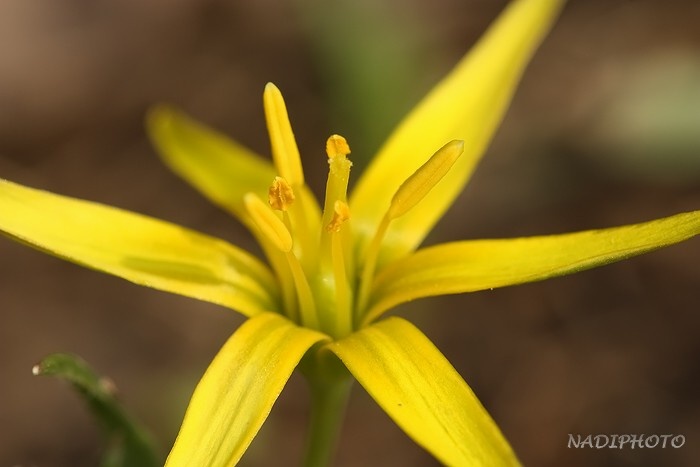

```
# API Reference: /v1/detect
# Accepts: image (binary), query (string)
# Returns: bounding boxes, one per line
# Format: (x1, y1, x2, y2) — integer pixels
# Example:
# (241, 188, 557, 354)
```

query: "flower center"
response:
(242, 134, 353, 337)
(244, 83, 465, 339)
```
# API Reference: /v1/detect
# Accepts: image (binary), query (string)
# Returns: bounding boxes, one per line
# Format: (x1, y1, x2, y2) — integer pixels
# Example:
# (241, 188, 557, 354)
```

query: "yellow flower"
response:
(1, 0, 698, 465)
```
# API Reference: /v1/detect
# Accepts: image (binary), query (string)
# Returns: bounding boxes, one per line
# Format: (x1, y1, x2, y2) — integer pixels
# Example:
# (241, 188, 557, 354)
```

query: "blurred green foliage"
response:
(297, 0, 430, 169)
(34, 353, 162, 467)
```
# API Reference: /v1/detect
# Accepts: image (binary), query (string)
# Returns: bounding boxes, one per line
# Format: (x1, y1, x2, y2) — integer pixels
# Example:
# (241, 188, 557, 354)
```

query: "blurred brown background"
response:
(1, 0, 699, 465)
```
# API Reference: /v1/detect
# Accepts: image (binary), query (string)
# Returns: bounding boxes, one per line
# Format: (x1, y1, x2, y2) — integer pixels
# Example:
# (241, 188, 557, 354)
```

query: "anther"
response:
(326, 134, 351, 159)
(326, 200, 350, 233)
(388, 140, 464, 219)
(322, 134, 352, 223)
(268, 176, 295, 211)
(244, 193, 293, 252)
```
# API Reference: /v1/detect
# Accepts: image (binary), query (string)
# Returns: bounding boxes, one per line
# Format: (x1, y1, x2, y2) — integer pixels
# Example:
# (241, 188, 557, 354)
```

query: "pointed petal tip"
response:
(146, 104, 178, 132)
(264, 82, 280, 94)
(349, 0, 566, 265)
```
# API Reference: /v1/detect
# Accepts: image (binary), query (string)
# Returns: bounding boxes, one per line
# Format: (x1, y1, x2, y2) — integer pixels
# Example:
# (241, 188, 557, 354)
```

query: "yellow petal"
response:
(0, 179, 278, 317)
(147, 106, 319, 280)
(367, 211, 700, 323)
(350, 0, 565, 266)
(147, 105, 276, 228)
(328, 317, 519, 466)
(166, 313, 327, 467)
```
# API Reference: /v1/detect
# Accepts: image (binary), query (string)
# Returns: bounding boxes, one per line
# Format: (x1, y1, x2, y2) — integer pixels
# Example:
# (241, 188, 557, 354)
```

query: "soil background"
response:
(1, 1, 699, 466)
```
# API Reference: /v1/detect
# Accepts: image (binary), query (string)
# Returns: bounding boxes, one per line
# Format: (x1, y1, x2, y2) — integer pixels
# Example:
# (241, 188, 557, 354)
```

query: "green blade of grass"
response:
(33, 353, 162, 467)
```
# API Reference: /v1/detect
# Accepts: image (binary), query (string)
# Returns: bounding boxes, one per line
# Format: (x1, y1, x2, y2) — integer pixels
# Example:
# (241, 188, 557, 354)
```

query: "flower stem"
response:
(302, 370, 353, 467)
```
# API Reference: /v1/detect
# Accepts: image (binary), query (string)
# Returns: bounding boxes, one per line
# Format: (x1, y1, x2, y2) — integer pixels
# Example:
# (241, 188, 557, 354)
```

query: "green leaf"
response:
(328, 317, 519, 466)
(33, 353, 161, 467)
(367, 210, 700, 323)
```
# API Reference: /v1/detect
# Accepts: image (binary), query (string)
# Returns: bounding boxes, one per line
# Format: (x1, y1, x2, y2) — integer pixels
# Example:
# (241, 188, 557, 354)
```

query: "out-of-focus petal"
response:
(328, 317, 519, 466)
(147, 106, 275, 228)
(0, 179, 278, 316)
(350, 0, 565, 267)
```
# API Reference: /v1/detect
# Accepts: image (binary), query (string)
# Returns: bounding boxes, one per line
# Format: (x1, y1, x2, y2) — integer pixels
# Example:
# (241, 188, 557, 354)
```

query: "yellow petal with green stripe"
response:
(328, 317, 519, 466)
(147, 105, 276, 227)
(350, 0, 565, 266)
(367, 211, 700, 323)
(0, 179, 278, 317)
(166, 313, 327, 467)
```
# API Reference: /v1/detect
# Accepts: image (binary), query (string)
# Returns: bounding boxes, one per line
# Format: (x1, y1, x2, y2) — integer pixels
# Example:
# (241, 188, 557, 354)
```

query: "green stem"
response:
(302, 375, 353, 467)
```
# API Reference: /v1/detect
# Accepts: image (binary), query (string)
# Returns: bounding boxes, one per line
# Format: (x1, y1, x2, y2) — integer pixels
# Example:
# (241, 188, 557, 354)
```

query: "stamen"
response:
(326, 134, 351, 159)
(244, 193, 293, 253)
(268, 176, 295, 211)
(258, 179, 298, 318)
(256, 239, 298, 322)
(356, 140, 464, 316)
(263, 83, 304, 186)
(329, 202, 352, 336)
(245, 191, 319, 329)
(269, 177, 296, 249)
(264, 85, 320, 272)
(285, 250, 320, 330)
(321, 134, 353, 234)
(355, 214, 390, 317)
(314, 135, 355, 336)
(320, 134, 353, 271)
(387, 140, 464, 219)
(326, 200, 350, 233)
